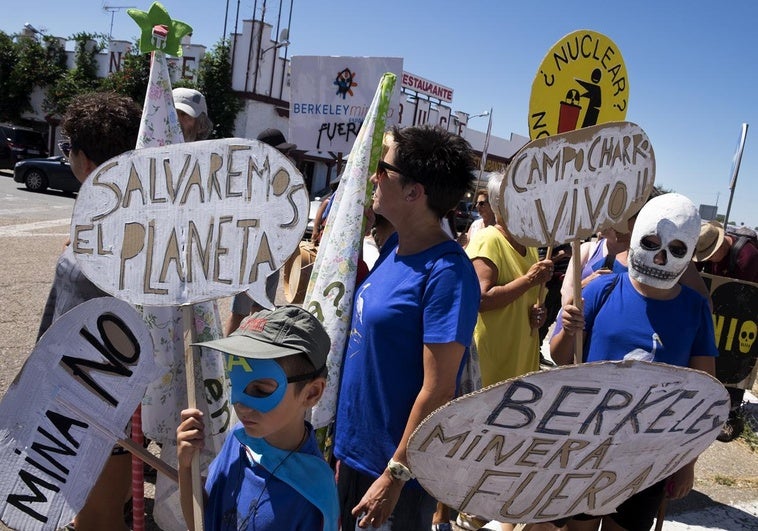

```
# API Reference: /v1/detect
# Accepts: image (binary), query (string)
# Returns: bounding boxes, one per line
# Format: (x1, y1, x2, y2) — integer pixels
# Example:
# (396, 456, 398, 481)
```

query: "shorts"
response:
(337, 462, 437, 530)
(556, 480, 665, 531)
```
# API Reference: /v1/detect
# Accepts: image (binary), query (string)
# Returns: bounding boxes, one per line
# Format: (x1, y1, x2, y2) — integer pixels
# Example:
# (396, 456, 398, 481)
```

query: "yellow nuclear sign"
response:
(528, 30, 629, 140)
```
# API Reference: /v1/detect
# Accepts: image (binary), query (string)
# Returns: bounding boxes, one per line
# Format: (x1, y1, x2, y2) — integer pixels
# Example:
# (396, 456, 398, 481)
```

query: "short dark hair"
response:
(278, 352, 327, 392)
(61, 92, 141, 166)
(391, 125, 475, 217)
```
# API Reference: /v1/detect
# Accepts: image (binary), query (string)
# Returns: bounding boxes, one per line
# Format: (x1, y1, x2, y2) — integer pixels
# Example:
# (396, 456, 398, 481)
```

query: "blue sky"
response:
(5, 0, 758, 227)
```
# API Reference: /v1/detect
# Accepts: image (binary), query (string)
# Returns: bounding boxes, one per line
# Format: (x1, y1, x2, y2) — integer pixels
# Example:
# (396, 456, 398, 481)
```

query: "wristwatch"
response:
(387, 458, 414, 482)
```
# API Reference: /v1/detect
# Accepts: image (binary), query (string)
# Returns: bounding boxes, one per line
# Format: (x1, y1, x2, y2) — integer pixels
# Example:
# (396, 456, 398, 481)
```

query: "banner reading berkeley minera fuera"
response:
(289, 56, 402, 153)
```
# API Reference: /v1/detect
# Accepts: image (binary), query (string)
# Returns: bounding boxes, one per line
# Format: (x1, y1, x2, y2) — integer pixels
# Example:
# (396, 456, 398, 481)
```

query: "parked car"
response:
(454, 200, 474, 232)
(13, 156, 80, 194)
(0, 123, 48, 169)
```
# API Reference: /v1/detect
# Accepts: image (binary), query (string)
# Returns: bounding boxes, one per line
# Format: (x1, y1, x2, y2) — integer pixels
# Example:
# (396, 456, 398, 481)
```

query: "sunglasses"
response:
(377, 159, 405, 178)
(58, 141, 71, 158)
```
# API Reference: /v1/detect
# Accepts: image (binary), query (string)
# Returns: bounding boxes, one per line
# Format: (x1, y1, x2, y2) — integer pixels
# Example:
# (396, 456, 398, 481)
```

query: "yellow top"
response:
(466, 226, 541, 386)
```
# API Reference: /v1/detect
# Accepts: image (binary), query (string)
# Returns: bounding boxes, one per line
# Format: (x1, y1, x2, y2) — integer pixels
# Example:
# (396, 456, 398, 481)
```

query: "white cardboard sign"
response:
(70, 138, 308, 306)
(502, 121, 655, 247)
(0, 297, 155, 530)
(408, 361, 728, 524)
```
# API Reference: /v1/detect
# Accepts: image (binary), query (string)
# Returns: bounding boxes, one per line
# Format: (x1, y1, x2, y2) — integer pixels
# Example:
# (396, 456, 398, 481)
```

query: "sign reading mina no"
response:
(71, 138, 308, 306)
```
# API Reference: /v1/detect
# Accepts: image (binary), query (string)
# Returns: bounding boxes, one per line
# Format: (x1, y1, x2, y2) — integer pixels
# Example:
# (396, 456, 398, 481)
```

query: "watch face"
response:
(388, 461, 412, 481)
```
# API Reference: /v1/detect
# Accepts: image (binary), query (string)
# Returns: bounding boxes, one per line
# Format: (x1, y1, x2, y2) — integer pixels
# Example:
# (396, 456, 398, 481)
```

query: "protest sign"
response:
(501, 121, 655, 248)
(0, 298, 155, 531)
(70, 138, 308, 307)
(529, 29, 629, 140)
(702, 273, 758, 389)
(408, 361, 728, 524)
(306, 73, 396, 434)
(290, 56, 402, 153)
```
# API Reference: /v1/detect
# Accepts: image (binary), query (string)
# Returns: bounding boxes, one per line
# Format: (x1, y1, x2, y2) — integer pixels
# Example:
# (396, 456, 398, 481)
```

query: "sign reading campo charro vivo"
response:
(290, 56, 403, 153)
(501, 121, 655, 247)
(529, 29, 629, 140)
(70, 138, 308, 306)
(407, 361, 729, 524)
(0, 298, 155, 531)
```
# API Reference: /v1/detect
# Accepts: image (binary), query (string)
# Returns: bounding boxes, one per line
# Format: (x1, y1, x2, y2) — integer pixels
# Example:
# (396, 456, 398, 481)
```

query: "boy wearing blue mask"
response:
(177, 305, 339, 530)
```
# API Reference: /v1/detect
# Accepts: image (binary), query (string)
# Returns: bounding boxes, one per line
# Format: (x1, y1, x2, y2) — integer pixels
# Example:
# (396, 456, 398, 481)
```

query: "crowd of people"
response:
(32, 86, 756, 531)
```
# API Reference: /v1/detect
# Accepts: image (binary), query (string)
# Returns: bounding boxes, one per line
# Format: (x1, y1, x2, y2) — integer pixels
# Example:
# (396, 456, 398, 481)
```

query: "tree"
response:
(100, 42, 150, 103)
(0, 32, 66, 122)
(43, 32, 107, 118)
(197, 39, 242, 138)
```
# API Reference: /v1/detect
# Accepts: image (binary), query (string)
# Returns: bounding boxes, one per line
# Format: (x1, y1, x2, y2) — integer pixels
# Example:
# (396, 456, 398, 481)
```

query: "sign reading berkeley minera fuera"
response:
(407, 361, 728, 524)
(70, 138, 308, 306)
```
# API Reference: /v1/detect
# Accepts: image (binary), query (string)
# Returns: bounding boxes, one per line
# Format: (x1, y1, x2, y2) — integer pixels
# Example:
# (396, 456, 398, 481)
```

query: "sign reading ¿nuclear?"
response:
(70, 138, 308, 306)
(501, 121, 655, 247)
(407, 361, 728, 524)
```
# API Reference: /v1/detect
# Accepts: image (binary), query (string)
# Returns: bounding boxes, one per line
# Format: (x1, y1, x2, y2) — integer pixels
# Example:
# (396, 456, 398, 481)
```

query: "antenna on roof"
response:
(102, 4, 136, 40)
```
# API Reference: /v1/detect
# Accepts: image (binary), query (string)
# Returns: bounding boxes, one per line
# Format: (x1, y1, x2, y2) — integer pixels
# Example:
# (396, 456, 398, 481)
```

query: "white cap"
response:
(172, 88, 207, 118)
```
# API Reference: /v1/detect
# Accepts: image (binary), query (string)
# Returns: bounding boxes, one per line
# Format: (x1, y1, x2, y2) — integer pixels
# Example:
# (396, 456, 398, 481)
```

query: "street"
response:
(0, 168, 755, 530)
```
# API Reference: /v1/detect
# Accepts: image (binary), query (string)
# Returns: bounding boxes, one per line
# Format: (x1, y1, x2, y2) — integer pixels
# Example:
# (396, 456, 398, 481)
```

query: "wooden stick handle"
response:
(118, 437, 178, 483)
(531, 246, 553, 337)
(571, 239, 583, 363)
(183, 305, 205, 531)
(654, 497, 668, 531)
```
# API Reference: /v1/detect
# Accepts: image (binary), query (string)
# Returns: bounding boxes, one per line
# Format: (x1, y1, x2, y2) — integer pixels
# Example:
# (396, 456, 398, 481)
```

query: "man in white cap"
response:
(172, 87, 213, 141)
(695, 220, 758, 441)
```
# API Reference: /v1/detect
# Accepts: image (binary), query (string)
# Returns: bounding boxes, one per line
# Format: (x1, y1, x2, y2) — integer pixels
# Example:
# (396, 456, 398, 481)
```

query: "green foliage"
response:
(0, 31, 67, 122)
(100, 43, 150, 103)
(43, 32, 107, 118)
(198, 39, 242, 139)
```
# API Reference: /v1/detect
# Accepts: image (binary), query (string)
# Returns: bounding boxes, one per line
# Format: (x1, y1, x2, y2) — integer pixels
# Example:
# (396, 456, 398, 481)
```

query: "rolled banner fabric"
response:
(305, 73, 397, 430)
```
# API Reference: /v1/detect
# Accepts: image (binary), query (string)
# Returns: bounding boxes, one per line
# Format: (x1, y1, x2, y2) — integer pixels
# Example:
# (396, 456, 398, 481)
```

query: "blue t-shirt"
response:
(334, 240, 479, 486)
(204, 422, 336, 530)
(582, 274, 718, 367)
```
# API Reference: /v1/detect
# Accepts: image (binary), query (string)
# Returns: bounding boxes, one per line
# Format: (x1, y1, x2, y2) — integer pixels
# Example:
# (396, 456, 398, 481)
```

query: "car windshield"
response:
(11, 130, 44, 146)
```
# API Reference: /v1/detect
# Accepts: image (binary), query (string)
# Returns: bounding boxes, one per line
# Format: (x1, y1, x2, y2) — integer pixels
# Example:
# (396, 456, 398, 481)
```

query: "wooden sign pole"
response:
(532, 245, 553, 337)
(571, 239, 584, 363)
(183, 305, 205, 531)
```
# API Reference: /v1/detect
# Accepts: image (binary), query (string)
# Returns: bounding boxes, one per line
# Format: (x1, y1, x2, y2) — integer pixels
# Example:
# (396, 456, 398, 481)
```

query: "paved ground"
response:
(0, 168, 756, 530)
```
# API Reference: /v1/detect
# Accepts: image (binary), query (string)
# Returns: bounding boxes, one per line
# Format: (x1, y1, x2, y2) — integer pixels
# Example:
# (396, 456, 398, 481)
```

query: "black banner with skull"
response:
(702, 273, 758, 389)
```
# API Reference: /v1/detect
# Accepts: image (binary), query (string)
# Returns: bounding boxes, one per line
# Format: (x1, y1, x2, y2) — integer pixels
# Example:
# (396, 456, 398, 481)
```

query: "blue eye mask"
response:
(226, 356, 288, 413)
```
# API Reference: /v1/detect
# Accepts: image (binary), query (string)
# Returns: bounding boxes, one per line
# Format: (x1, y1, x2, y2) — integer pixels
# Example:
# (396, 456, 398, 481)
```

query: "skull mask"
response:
(628, 193, 700, 289)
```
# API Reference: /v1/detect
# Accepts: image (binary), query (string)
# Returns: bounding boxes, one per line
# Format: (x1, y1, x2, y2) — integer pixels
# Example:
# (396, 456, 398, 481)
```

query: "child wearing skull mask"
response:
(552, 193, 719, 531)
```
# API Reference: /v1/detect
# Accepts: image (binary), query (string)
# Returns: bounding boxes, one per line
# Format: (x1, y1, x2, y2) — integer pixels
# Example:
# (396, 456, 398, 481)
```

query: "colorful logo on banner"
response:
(408, 361, 728, 524)
(529, 30, 629, 140)
(334, 68, 359, 99)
